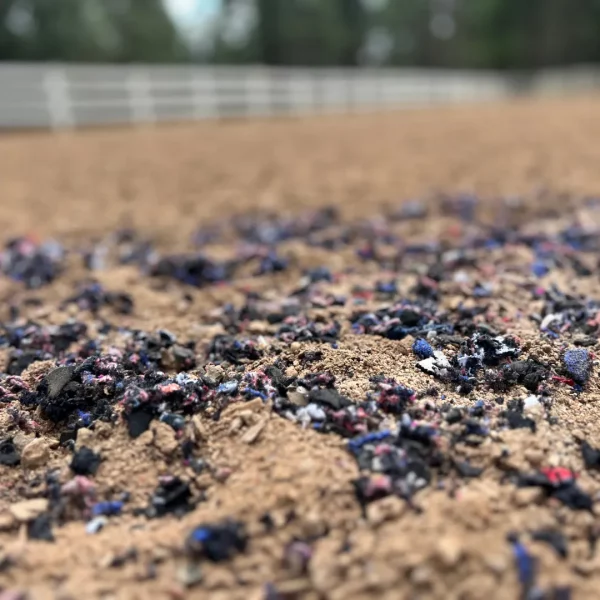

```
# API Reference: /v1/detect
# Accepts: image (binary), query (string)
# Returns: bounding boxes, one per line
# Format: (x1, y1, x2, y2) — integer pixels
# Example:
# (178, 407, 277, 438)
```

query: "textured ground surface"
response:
(1, 97, 600, 599)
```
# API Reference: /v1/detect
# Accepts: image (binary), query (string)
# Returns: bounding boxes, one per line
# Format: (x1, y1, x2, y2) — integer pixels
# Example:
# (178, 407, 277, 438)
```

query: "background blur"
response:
(2, 1, 600, 129)
(2, 0, 600, 69)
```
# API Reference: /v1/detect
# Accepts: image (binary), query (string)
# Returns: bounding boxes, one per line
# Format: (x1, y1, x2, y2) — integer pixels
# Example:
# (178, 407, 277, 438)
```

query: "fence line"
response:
(0, 63, 599, 129)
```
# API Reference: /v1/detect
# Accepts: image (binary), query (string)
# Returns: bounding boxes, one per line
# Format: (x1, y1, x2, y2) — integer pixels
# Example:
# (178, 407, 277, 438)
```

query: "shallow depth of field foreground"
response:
(3, 97, 600, 599)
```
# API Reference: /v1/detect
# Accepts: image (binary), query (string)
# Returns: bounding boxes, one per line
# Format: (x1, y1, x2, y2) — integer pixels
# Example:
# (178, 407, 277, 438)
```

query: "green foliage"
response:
(106, 0, 189, 63)
(239, 0, 366, 66)
(210, 0, 600, 69)
(0, 0, 189, 62)
(2, 0, 600, 68)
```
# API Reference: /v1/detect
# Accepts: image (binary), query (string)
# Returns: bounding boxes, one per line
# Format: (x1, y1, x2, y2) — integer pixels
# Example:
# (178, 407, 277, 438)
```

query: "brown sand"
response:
(1, 97, 600, 599)
(1, 96, 600, 243)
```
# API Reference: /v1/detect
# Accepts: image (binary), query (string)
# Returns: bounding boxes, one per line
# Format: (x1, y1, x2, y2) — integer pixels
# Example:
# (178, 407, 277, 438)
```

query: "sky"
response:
(165, 0, 221, 28)
(164, 0, 222, 49)
(165, 0, 257, 50)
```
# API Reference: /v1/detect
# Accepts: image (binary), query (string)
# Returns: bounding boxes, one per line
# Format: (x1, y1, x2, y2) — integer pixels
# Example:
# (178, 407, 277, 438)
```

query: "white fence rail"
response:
(0, 63, 599, 129)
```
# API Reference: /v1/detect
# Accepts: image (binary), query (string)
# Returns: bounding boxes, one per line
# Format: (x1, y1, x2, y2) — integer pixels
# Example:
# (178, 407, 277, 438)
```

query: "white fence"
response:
(0, 63, 599, 129)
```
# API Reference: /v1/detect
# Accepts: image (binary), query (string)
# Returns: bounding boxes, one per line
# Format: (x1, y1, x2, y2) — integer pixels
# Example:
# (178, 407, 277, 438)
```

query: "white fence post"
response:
(127, 69, 155, 124)
(191, 69, 206, 120)
(345, 70, 354, 111)
(43, 67, 74, 129)
(242, 68, 252, 117)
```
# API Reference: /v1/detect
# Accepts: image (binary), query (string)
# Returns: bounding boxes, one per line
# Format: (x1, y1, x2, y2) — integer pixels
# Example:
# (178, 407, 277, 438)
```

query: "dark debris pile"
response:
(2, 195, 600, 597)
(1, 237, 64, 289)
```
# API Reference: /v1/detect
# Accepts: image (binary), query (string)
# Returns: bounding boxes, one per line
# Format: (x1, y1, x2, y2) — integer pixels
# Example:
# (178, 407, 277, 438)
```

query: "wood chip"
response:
(9, 499, 48, 523)
(241, 419, 267, 444)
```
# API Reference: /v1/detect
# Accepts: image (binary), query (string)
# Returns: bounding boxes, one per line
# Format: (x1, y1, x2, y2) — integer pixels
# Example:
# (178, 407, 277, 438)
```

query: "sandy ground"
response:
(1, 97, 600, 599)
(1, 96, 600, 242)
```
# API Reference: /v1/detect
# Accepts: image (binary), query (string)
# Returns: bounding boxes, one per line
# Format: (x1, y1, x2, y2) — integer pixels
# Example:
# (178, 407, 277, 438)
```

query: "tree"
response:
(256, 0, 282, 64)
(27, 0, 114, 61)
(338, 0, 368, 66)
(0, 0, 23, 60)
(0, 0, 189, 63)
(212, 0, 367, 66)
(105, 0, 189, 63)
(4, 0, 600, 68)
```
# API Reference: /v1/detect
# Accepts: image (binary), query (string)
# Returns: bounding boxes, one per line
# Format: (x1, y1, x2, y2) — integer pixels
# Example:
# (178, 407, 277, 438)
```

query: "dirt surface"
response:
(1, 97, 600, 599)
(2, 96, 600, 243)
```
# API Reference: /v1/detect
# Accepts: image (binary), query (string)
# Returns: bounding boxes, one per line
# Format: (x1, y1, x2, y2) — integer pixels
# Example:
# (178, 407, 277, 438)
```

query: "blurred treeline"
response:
(0, 0, 188, 63)
(2, 0, 600, 69)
